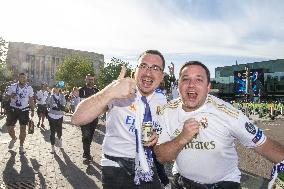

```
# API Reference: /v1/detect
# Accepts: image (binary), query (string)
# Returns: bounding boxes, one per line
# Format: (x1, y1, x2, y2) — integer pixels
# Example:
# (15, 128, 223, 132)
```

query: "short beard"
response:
(86, 83, 93, 88)
(19, 81, 26, 86)
(182, 103, 197, 112)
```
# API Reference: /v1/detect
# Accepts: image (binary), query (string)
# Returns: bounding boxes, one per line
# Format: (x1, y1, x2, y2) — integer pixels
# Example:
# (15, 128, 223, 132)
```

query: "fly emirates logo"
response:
(125, 115, 161, 134)
(173, 129, 216, 150)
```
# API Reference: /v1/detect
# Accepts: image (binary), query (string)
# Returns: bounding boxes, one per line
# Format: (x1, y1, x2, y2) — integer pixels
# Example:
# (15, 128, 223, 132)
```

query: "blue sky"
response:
(1, 0, 284, 77)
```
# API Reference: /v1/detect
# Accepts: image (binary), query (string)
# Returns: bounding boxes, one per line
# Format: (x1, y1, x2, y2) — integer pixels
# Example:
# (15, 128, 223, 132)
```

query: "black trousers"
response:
(171, 173, 241, 189)
(80, 118, 98, 157)
(102, 159, 163, 189)
(152, 151, 169, 186)
(48, 116, 63, 146)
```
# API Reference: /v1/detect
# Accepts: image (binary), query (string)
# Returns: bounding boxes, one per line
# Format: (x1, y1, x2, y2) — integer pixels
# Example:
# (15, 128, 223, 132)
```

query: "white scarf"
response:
(134, 93, 154, 185)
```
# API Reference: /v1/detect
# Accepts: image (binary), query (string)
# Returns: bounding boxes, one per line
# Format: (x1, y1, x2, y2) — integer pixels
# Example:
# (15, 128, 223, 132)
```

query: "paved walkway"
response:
(0, 113, 281, 189)
(0, 114, 104, 189)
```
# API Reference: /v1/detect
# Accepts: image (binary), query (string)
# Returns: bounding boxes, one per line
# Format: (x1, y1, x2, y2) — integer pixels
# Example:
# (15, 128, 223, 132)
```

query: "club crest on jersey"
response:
(245, 122, 256, 135)
(129, 104, 136, 112)
(156, 106, 161, 115)
(198, 117, 208, 129)
(173, 129, 181, 137)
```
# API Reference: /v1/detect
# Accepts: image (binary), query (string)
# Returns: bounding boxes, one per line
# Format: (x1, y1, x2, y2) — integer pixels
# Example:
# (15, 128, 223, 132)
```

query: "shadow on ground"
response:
(54, 148, 100, 189)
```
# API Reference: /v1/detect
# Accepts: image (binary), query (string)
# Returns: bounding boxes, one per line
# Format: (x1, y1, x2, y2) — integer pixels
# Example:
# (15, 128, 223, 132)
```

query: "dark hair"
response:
(138, 50, 165, 71)
(18, 72, 26, 76)
(179, 61, 210, 84)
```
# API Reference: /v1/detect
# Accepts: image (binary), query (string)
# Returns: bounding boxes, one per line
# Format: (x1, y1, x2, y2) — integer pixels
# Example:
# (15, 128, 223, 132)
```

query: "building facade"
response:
(213, 59, 284, 101)
(6, 42, 104, 86)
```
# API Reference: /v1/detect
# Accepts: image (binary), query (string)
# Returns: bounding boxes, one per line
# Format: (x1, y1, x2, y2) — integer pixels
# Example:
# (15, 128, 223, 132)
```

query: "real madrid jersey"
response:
(101, 90, 167, 167)
(7, 83, 34, 110)
(36, 90, 49, 105)
(157, 94, 266, 184)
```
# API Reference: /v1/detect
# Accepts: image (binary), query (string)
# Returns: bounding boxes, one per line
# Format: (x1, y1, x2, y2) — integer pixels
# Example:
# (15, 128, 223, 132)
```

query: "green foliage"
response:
(163, 73, 172, 93)
(0, 64, 13, 83)
(55, 54, 95, 91)
(97, 57, 132, 89)
(0, 36, 8, 64)
(0, 36, 13, 91)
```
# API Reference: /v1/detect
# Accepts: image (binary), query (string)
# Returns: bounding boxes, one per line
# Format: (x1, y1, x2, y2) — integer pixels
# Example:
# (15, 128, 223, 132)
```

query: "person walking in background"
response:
(47, 85, 66, 154)
(69, 87, 80, 113)
(5, 73, 35, 154)
(154, 61, 284, 189)
(72, 50, 168, 189)
(78, 74, 99, 164)
(1, 82, 13, 116)
(35, 83, 49, 128)
(168, 62, 179, 100)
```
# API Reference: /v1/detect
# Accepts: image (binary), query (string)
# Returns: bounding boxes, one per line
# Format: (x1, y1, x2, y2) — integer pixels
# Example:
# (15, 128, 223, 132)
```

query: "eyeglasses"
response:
(137, 63, 163, 72)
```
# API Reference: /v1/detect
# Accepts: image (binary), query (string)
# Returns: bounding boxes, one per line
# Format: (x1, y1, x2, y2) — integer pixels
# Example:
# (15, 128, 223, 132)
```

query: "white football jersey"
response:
(158, 94, 266, 184)
(36, 90, 49, 105)
(7, 83, 34, 110)
(101, 90, 167, 167)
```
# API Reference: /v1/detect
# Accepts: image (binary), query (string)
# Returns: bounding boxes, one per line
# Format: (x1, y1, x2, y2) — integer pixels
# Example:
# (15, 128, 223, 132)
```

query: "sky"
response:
(1, 0, 284, 77)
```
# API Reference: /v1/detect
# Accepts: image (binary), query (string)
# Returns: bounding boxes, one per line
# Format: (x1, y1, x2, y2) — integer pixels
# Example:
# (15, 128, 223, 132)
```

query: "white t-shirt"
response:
(47, 94, 65, 119)
(101, 90, 167, 167)
(157, 94, 267, 184)
(7, 83, 34, 110)
(36, 90, 49, 105)
(70, 96, 81, 106)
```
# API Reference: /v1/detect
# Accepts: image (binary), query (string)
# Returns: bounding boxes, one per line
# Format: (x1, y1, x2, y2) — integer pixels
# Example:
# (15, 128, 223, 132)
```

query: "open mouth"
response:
(187, 91, 197, 100)
(141, 77, 153, 88)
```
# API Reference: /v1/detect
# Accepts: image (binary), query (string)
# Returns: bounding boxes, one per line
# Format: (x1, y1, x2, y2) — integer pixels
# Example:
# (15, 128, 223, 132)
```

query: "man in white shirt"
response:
(5, 73, 35, 154)
(154, 61, 284, 189)
(36, 83, 49, 128)
(72, 50, 167, 189)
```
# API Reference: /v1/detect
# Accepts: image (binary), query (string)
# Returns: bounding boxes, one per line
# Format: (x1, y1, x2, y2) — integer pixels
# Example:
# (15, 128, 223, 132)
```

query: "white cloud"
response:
(1, 0, 284, 75)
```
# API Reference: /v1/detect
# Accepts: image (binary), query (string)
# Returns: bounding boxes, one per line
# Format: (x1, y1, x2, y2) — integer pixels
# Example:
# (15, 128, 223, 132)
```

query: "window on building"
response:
(26, 54, 35, 78)
(47, 57, 51, 80)
(35, 56, 40, 79)
(40, 56, 45, 78)
(56, 57, 60, 67)
(278, 85, 284, 91)
(52, 57, 56, 76)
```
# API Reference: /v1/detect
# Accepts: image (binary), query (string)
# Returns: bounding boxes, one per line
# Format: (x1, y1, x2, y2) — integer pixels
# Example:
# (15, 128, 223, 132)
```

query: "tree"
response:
(97, 57, 132, 89)
(163, 72, 173, 93)
(0, 36, 8, 65)
(0, 37, 13, 92)
(55, 54, 95, 91)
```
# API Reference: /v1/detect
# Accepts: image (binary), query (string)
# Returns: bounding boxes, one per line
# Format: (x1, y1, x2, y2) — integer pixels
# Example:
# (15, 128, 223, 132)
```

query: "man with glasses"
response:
(72, 50, 167, 189)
